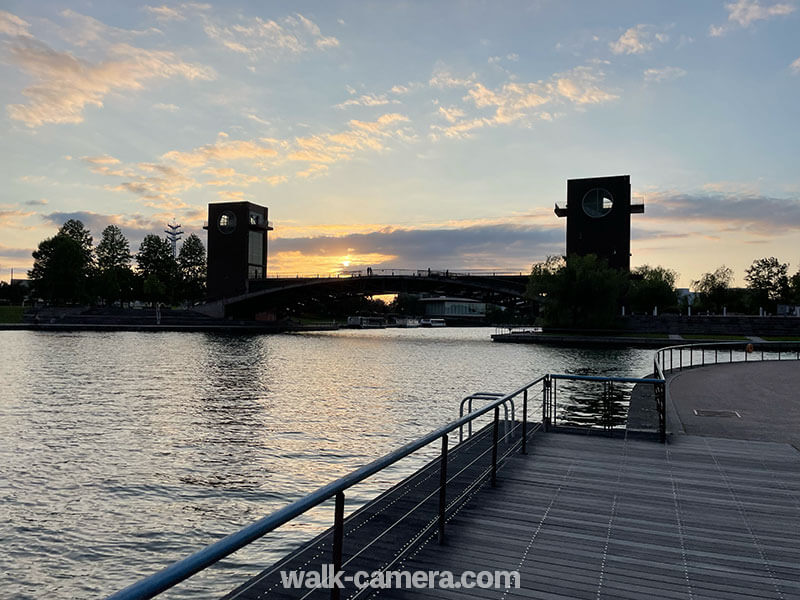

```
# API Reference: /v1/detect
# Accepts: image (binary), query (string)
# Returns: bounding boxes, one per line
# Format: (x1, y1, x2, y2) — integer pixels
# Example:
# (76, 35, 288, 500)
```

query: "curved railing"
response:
(654, 340, 800, 380)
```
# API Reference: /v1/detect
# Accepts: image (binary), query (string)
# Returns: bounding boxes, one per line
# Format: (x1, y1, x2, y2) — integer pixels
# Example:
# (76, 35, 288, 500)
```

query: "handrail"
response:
(107, 374, 546, 600)
(108, 368, 674, 600)
(653, 340, 800, 380)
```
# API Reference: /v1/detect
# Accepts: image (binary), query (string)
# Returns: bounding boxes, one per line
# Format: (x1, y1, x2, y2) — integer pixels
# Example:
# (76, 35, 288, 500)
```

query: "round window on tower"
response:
(218, 211, 237, 234)
(581, 188, 614, 218)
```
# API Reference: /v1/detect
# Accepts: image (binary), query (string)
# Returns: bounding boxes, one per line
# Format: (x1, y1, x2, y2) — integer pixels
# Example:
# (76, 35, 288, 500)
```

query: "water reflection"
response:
(0, 328, 654, 599)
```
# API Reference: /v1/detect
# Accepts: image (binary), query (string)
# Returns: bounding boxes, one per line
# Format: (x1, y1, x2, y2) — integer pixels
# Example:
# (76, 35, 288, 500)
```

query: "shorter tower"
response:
(204, 202, 273, 300)
(554, 175, 643, 271)
(164, 221, 184, 258)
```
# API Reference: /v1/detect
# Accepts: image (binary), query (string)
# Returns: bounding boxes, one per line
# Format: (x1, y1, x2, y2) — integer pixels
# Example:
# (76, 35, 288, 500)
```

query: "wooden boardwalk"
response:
(389, 433, 800, 600)
(223, 430, 800, 600)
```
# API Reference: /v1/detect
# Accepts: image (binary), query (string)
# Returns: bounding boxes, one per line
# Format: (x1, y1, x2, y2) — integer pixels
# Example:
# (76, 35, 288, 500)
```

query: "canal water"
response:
(0, 328, 654, 599)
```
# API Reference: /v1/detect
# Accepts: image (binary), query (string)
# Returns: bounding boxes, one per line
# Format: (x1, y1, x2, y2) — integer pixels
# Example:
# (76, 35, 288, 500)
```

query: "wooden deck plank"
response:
(221, 428, 800, 600)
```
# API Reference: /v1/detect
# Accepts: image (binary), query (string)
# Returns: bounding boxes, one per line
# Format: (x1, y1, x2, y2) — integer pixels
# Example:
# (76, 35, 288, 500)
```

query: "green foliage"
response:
(527, 254, 627, 328)
(96, 225, 131, 271)
(692, 266, 733, 312)
(29, 234, 88, 303)
(95, 225, 134, 304)
(628, 265, 678, 313)
(137, 234, 178, 304)
(58, 219, 94, 268)
(744, 257, 789, 305)
(0, 305, 24, 323)
(177, 234, 206, 304)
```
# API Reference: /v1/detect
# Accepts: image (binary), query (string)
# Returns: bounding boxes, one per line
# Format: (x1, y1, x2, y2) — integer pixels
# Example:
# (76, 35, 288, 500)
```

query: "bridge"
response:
(200, 269, 530, 319)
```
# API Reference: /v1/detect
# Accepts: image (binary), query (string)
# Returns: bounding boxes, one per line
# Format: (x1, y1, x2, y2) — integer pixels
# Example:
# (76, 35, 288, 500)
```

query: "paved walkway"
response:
(667, 361, 800, 449)
(385, 432, 800, 600)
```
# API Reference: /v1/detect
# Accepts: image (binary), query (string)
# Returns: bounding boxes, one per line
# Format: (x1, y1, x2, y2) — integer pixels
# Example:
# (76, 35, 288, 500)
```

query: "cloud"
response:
(0, 244, 35, 259)
(336, 93, 394, 109)
(646, 192, 800, 234)
(643, 66, 687, 83)
(709, 0, 795, 36)
(4, 35, 215, 127)
(431, 64, 616, 138)
(40, 210, 204, 249)
(288, 113, 412, 163)
(162, 138, 279, 168)
(82, 155, 121, 166)
(0, 10, 31, 37)
(271, 223, 563, 270)
(0, 206, 36, 228)
(24, 198, 48, 206)
(203, 12, 338, 60)
(610, 25, 668, 55)
(58, 9, 160, 47)
(154, 102, 179, 112)
(791, 57, 800, 73)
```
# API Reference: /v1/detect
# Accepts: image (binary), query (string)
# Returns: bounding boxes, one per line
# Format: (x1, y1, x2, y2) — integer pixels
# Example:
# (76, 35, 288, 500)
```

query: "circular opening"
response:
(581, 188, 614, 218)
(218, 211, 237, 234)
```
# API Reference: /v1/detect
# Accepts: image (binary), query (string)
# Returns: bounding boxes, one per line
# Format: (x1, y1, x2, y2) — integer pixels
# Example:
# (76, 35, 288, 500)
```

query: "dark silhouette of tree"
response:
(29, 234, 88, 303)
(527, 254, 626, 328)
(96, 225, 131, 270)
(136, 234, 177, 304)
(628, 265, 678, 313)
(95, 225, 134, 305)
(58, 219, 94, 269)
(177, 233, 206, 304)
(744, 257, 789, 307)
(692, 266, 733, 313)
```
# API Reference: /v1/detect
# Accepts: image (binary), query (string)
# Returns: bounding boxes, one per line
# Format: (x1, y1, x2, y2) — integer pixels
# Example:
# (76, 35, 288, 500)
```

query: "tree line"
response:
(528, 254, 800, 328)
(27, 219, 207, 306)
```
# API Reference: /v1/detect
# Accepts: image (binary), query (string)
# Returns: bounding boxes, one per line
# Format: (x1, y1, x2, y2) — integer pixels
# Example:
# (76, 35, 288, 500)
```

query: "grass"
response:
(680, 334, 749, 341)
(0, 306, 24, 323)
(625, 333, 671, 339)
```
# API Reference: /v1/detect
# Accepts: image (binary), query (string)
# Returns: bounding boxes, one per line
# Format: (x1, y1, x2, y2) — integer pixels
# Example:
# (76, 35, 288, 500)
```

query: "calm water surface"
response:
(0, 328, 653, 599)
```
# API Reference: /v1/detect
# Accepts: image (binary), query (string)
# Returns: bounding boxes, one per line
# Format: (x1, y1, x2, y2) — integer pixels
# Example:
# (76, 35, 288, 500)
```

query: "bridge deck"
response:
(224, 430, 799, 600)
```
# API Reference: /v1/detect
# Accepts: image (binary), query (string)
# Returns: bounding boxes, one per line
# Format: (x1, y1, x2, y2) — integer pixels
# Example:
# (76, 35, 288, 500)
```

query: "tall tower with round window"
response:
(204, 202, 274, 300)
(554, 175, 643, 271)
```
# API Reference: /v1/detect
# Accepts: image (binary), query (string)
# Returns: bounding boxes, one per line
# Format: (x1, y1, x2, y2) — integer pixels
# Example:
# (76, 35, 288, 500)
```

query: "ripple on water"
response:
(0, 328, 653, 598)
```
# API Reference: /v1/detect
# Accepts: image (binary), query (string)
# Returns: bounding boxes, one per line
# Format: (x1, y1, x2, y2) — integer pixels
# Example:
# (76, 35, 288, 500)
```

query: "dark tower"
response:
(554, 175, 643, 271)
(204, 202, 273, 300)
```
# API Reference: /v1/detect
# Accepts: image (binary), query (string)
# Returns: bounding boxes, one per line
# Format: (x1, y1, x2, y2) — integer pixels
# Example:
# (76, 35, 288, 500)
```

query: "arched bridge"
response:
(202, 269, 531, 319)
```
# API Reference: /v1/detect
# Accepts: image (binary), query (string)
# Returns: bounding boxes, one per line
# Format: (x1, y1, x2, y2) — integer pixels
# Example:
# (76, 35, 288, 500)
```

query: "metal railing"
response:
(256, 269, 527, 280)
(107, 371, 665, 600)
(541, 374, 666, 443)
(654, 341, 800, 378)
(107, 377, 544, 600)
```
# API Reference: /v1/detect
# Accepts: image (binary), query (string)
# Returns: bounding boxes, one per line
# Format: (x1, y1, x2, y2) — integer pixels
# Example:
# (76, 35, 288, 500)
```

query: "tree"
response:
(95, 225, 134, 305)
(96, 225, 131, 271)
(692, 266, 733, 313)
(527, 254, 627, 328)
(136, 235, 177, 304)
(628, 265, 678, 313)
(29, 234, 88, 303)
(58, 219, 94, 268)
(744, 257, 789, 307)
(177, 234, 206, 304)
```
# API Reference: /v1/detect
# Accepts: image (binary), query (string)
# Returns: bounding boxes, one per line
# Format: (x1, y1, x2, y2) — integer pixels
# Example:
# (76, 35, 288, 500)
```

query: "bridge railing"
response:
(106, 369, 666, 600)
(653, 340, 800, 378)
(258, 268, 527, 279)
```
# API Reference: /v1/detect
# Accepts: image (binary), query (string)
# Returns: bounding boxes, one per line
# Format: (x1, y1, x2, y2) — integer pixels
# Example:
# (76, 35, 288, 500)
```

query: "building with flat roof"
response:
(203, 202, 273, 300)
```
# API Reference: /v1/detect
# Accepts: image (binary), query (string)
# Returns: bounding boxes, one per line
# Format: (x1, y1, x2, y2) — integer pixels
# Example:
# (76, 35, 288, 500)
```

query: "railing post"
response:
(680, 348, 683, 370)
(331, 492, 345, 600)
(655, 382, 666, 444)
(438, 434, 448, 544)
(491, 406, 499, 487)
(522, 389, 528, 455)
(542, 377, 550, 431)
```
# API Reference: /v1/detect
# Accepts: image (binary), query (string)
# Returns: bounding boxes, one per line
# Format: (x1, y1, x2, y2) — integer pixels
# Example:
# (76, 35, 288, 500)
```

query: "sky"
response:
(1, 0, 799, 288)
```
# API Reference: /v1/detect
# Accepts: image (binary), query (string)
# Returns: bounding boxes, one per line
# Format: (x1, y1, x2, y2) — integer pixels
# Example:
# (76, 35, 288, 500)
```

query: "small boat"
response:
(419, 318, 446, 327)
(346, 316, 385, 328)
